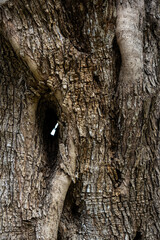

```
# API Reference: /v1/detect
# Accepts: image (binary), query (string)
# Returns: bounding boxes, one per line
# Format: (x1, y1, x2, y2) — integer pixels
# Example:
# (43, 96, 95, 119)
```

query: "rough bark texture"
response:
(0, 0, 159, 239)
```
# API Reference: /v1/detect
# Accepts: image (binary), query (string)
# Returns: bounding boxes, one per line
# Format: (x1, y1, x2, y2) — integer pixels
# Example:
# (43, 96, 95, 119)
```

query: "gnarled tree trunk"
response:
(0, 0, 159, 239)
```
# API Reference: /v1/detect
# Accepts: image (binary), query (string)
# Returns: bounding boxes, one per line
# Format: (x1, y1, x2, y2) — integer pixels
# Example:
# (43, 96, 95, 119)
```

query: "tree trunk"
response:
(0, 0, 159, 239)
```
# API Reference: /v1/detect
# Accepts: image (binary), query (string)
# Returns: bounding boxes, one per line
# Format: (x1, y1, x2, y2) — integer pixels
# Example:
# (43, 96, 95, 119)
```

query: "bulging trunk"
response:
(0, 0, 159, 239)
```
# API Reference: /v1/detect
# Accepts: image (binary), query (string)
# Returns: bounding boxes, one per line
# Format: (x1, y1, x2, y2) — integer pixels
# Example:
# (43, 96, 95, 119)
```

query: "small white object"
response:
(50, 123, 59, 136)
(86, 185, 90, 193)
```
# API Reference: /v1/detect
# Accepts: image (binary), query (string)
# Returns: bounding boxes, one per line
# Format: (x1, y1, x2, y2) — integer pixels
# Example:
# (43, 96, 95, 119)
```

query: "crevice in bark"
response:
(36, 98, 59, 170)
(93, 74, 101, 87)
(57, 181, 83, 239)
(57, 0, 91, 52)
(109, 36, 122, 160)
(43, 108, 59, 167)
(133, 231, 142, 240)
(112, 36, 122, 92)
(106, 164, 122, 188)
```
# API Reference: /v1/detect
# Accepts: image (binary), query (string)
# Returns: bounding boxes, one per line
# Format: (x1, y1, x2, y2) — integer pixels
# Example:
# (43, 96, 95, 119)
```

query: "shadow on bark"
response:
(36, 98, 59, 170)
(110, 36, 122, 154)
(57, 181, 83, 239)
(133, 231, 142, 240)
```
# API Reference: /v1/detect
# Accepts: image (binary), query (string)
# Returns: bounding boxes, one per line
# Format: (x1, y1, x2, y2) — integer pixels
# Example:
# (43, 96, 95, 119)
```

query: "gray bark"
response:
(0, 0, 159, 239)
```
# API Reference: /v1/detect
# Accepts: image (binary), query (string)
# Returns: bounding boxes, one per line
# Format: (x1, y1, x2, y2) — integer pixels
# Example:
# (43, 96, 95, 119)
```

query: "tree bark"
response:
(0, 0, 159, 239)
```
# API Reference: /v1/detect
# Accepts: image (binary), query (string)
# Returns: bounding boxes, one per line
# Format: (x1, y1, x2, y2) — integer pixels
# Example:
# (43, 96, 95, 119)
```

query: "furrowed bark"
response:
(0, 0, 159, 239)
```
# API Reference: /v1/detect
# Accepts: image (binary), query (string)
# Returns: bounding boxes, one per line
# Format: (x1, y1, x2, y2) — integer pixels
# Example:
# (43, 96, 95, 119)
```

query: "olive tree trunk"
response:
(0, 0, 159, 239)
